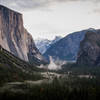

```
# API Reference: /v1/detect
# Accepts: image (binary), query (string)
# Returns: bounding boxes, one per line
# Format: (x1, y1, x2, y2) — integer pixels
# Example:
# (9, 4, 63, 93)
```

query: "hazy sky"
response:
(0, 0, 100, 40)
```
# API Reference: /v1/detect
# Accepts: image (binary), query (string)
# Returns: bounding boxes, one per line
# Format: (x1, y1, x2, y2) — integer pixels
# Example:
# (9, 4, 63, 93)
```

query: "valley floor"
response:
(0, 70, 100, 100)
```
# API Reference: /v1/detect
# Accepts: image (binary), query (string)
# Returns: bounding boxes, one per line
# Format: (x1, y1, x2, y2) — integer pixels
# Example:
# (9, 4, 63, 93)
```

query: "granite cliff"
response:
(77, 29, 100, 66)
(0, 5, 45, 64)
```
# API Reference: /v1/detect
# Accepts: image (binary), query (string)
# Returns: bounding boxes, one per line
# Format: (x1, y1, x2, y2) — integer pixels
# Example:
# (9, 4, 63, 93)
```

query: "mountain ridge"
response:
(35, 36, 62, 54)
(43, 28, 98, 62)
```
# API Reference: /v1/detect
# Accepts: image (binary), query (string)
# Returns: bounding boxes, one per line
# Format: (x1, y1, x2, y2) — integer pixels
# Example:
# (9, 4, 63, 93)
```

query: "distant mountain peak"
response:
(35, 36, 62, 54)
(43, 29, 97, 62)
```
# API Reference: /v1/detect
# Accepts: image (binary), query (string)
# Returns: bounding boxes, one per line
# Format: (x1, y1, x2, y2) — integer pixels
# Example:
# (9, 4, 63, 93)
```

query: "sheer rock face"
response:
(77, 30, 100, 66)
(0, 5, 44, 63)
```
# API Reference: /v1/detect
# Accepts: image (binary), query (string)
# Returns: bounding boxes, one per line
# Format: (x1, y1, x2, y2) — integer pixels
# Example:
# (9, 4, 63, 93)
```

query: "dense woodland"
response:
(0, 47, 100, 100)
(0, 75, 100, 100)
(0, 62, 100, 100)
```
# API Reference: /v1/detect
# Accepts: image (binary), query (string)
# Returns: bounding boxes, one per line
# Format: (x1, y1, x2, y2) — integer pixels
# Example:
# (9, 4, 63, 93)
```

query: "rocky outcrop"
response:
(77, 30, 100, 66)
(0, 5, 45, 64)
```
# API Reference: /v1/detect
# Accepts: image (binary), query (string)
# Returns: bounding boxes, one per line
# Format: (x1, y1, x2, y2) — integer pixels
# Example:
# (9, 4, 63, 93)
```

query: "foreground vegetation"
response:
(0, 76, 100, 100)
(61, 63, 100, 77)
(0, 48, 100, 100)
(0, 47, 45, 86)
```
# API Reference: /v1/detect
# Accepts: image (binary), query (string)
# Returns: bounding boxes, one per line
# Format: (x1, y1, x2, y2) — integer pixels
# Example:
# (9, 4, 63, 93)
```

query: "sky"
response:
(0, 0, 100, 40)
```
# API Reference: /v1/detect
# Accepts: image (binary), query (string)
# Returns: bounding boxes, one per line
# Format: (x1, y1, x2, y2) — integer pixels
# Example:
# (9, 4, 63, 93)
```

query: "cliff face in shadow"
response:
(77, 30, 100, 66)
(0, 5, 45, 64)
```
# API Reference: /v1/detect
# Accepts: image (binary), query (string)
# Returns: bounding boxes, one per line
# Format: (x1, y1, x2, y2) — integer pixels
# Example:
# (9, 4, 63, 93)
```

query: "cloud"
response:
(0, 0, 49, 10)
(0, 0, 100, 11)
(0, 0, 61, 10)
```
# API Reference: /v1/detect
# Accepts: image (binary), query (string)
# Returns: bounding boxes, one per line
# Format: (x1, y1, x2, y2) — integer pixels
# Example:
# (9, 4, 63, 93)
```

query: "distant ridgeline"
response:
(35, 36, 62, 54)
(44, 28, 97, 62)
